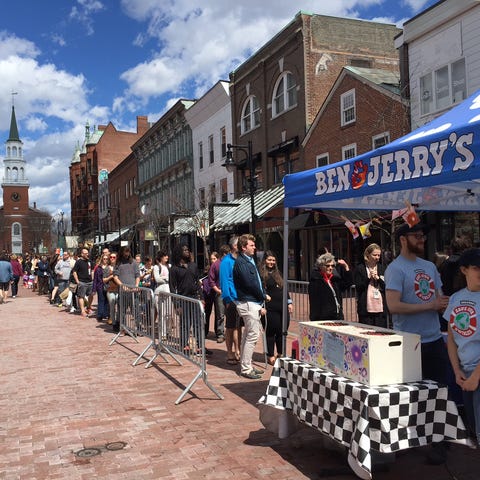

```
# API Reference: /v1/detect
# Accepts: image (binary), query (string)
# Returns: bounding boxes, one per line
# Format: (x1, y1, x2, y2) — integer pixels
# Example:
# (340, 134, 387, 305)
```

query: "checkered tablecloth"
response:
(259, 357, 471, 479)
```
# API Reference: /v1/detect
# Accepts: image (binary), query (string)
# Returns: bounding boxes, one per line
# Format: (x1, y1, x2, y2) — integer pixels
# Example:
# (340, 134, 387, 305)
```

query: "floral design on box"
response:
(299, 324, 370, 382)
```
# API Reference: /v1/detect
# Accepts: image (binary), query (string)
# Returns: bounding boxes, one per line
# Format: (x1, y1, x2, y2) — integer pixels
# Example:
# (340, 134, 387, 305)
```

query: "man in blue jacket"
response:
(220, 236, 242, 365)
(233, 234, 267, 379)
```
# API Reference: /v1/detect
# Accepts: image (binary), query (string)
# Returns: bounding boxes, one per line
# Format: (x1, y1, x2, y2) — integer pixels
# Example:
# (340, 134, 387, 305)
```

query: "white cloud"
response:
(402, 0, 432, 12)
(69, 0, 105, 36)
(0, 31, 39, 59)
(0, 30, 109, 216)
(25, 116, 48, 133)
(51, 34, 66, 47)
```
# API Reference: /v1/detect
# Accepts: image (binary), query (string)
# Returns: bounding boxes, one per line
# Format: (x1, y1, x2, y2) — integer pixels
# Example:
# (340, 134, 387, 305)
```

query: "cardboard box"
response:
(298, 321, 422, 386)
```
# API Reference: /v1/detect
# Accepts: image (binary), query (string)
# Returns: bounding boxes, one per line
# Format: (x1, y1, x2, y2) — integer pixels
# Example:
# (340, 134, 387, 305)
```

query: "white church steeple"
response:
(2, 104, 29, 187)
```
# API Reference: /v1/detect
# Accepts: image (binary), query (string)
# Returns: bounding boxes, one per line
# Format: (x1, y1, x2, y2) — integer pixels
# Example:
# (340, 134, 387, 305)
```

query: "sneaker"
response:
(69, 306, 76, 313)
(106, 318, 113, 325)
(252, 368, 264, 375)
(240, 371, 262, 380)
(216, 335, 225, 343)
(112, 324, 120, 333)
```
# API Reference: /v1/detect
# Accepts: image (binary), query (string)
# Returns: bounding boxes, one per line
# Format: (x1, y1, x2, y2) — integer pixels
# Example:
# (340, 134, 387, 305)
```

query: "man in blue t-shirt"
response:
(386, 223, 450, 379)
(385, 222, 450, 464)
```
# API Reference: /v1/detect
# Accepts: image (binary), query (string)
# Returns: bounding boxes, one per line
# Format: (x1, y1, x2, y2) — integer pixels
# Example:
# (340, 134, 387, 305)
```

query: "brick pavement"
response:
(1, 287, 480, 479)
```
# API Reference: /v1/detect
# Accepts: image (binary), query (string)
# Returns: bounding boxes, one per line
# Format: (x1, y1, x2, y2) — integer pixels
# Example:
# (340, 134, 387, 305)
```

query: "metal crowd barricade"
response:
(147, 290, 223, 405)
(109, 284, 156, 366)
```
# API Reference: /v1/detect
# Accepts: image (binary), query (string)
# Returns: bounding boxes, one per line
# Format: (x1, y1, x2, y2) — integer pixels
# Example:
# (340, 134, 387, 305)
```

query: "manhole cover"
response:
(105, 441, 127, 451)
(75, 447, 102, 458)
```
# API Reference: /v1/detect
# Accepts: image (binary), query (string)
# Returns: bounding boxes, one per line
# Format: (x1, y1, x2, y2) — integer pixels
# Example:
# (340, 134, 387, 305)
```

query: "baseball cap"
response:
(458, 248, 480, 267)
(395, 222, 429, 240)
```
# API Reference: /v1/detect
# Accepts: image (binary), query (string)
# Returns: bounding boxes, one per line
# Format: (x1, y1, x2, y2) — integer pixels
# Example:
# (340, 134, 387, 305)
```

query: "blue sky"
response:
(0, 0, 437, 218)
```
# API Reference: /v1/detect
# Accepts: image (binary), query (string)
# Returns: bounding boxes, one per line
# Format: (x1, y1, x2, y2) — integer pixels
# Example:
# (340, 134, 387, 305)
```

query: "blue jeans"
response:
(96, 289, 109, 319)
(107, 291, 119, 324)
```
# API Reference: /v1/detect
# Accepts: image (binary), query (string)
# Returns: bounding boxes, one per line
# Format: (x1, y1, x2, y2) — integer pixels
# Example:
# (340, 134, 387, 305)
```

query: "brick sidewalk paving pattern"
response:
(1, 288, 480, 479)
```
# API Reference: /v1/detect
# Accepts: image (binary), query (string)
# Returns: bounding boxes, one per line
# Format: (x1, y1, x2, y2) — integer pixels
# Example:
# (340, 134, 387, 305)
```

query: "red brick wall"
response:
(303, 74, 410, 170)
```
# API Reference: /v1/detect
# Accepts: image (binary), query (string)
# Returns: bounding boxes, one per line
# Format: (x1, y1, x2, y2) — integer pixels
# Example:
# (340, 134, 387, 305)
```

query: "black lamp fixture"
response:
(222, 140, 256, 236)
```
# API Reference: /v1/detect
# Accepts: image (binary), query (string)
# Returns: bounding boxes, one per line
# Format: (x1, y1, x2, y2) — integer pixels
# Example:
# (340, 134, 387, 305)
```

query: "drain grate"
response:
(76, 447, 102, 458)
(74, 441, 127, 458)
(105, 441, 127, 451)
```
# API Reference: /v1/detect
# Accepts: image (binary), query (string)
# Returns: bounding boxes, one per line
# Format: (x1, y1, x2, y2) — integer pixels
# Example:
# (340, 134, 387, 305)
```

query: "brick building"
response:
(227, 12, 401, 254)
(98, 151, 139, 251)
(0, 106, 51, 254)
(132, 100, 195, 254)
(69, 116, 148, 244)
(298, 66, 409, 277)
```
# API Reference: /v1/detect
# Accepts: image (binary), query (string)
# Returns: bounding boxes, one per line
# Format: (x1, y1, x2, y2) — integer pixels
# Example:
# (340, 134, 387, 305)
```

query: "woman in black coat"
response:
(354, 243, 388, 328)
(308, 252, 353, 321)
(259, 251, 293, 365)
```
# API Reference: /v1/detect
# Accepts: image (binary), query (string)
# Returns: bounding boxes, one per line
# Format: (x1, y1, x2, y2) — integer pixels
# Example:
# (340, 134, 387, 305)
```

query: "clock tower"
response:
(2, 105, 29, 214)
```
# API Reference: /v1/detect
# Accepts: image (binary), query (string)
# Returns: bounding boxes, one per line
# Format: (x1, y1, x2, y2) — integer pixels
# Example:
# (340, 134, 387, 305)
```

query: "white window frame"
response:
(342, 143, 357, 160)
(420, 58, 466, 116)
(340, 89, 356, 126)
(272, 71, 297, 117)
(372, 132, 390, 150)
(316, 153, 329, 168)
(241, 95, 260, 134)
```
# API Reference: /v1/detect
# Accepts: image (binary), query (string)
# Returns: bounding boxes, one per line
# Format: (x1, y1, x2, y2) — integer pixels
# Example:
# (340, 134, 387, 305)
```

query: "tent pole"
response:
(282, 207, 290, 357)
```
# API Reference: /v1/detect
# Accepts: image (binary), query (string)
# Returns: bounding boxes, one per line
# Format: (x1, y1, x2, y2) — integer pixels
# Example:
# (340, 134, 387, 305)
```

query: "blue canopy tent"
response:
(280, 89, 480, 352)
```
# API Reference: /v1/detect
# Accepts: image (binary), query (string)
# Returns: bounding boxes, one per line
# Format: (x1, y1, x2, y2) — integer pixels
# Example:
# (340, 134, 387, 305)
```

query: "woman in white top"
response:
(153, 250, 170, 294)
(153, 250, 171, 337)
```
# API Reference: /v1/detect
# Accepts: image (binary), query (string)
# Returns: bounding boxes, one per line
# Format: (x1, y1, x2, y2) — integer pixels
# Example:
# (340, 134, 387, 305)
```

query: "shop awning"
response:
(210, 184, 284, 230)
(94, 227, 131, 245)
(170, 184, 285, 235)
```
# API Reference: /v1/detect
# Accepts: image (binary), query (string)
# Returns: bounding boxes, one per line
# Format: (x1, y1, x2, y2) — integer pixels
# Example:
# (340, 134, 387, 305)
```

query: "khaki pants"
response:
(236, 301, 262, 374)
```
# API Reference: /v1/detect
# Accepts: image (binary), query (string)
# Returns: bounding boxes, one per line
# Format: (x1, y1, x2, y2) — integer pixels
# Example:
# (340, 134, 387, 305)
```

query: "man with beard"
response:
(385, 222, 450, 465)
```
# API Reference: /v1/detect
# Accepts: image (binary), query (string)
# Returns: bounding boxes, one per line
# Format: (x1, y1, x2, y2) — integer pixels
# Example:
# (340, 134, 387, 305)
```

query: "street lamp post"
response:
(222, 140, 256, 236)
(58, 210, 65, 250)
(108, 207, 121, 248)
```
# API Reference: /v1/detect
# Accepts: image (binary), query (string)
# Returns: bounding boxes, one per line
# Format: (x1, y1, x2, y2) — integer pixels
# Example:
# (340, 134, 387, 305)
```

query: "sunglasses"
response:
(406, 233, 427, 241)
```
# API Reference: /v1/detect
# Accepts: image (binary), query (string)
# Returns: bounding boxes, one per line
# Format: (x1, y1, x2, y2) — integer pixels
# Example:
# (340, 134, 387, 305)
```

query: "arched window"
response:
(241, 95, 260, 134)
(12, 146, 17, 157)
(12, 167, 18, 181)
(272, 72, 297, 117)
(12, 223, 21, 236)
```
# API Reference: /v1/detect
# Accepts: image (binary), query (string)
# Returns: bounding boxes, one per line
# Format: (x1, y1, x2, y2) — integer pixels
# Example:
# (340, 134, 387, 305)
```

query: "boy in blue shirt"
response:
(445, 248, 480, 446)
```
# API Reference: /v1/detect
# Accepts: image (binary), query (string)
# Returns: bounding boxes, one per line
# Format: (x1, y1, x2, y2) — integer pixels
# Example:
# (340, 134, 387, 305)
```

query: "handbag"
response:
(366, 282, 383, 313)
